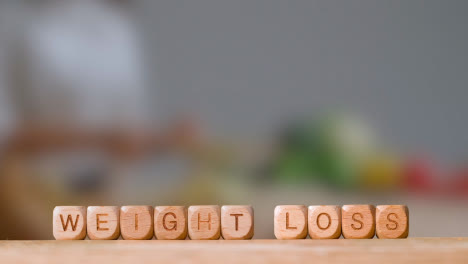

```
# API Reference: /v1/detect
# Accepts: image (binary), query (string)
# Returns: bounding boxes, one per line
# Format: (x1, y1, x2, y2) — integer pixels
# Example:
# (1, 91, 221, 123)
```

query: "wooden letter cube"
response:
(274, 205, 307, 239)
(221, 205, 254, 240)
(87, 206, 120, 240)
(53, 206, 87, 240)
(120, 206, 154, 240)
(342, 205, 376, 239)
(154, 206, 187, 240)
(188, 205, 221, 240)
(308, 205, 341, 239)
(376, 205, 409, 239)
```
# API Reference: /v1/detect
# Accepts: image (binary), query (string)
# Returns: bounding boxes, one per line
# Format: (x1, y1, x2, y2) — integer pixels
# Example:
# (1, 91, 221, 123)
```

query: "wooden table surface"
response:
(1, 238, 467, 264)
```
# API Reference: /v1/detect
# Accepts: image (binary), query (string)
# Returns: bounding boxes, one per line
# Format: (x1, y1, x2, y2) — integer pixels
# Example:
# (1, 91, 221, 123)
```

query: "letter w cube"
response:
(53, 206, 87, 240)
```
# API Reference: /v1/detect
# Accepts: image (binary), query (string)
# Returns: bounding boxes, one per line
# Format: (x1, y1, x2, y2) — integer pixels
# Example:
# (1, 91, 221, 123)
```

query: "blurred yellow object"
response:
(359, 155, 403, 190)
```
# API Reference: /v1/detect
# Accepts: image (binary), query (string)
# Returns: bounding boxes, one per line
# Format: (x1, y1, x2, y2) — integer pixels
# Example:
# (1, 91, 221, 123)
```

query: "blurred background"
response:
(0, 0, 467, 239)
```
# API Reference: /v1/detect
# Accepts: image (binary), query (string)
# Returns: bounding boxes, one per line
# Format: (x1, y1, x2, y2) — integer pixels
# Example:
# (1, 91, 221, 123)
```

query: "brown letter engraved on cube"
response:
(96, 214, 109, 231)
(286, 213, 297, 230)
(163, 212, 177, 231)
(351, 213, 364, 230)
(317, 213, 331, 230)
(230, 214, 243, 231)
(60, 215, 80, 231)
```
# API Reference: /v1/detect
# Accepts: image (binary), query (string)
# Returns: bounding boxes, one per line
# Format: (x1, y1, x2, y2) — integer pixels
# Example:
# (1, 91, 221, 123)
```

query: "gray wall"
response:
(140, 0, 468, 163)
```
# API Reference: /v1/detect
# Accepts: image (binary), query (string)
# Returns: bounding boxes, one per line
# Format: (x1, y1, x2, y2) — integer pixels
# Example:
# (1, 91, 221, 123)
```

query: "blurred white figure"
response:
(6, 0, 149, 131)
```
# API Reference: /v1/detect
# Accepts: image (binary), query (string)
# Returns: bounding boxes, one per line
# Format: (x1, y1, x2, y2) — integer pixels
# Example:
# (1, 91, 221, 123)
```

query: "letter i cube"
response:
(120, 206, 154, 240)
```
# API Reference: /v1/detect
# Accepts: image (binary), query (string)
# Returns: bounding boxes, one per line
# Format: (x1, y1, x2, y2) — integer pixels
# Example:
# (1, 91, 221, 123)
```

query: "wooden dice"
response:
(120, 206, 154, 240)
(53, 204, 408, 240)
(53, 206, 87, 240)
(221, 205, 254, 240)
(274, 205, 308, 239)
(87, 206, 120, 240)
(342, 205, 376, 239)
(154, 206, 187, 240)
(188, 205, 221, 240)
(376, 205, 409, 238)
(308, 205, 341, 239)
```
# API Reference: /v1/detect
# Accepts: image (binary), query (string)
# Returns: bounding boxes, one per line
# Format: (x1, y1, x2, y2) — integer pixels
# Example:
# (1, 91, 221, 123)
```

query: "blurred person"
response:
(0, 0, 199, 239)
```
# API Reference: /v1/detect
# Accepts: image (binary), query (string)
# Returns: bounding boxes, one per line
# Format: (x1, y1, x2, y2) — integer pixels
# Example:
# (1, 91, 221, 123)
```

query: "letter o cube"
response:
(308, 205, 341, 239)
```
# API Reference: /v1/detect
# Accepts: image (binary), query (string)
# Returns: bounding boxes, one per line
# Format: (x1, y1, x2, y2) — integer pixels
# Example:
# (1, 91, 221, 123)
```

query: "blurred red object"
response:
(403, 157, 437, 193)
(446, 167, 468, 197)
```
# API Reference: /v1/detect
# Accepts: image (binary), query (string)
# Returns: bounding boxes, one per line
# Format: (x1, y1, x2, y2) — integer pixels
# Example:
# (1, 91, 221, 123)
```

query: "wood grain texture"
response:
(274, 205, 307, 239)
(376, 205, 409, 239)
(342, 205, 376, 239)
(308, 205, 341, 239)
(87, 206, 120, 240)
(2, 239, 468, 264)
(154, 206, 187, 240)
(120, 206, 153, 240)
(53, 206, 86, 240)
(221, 205, 254, 240)
(188, 206, 221, 240)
